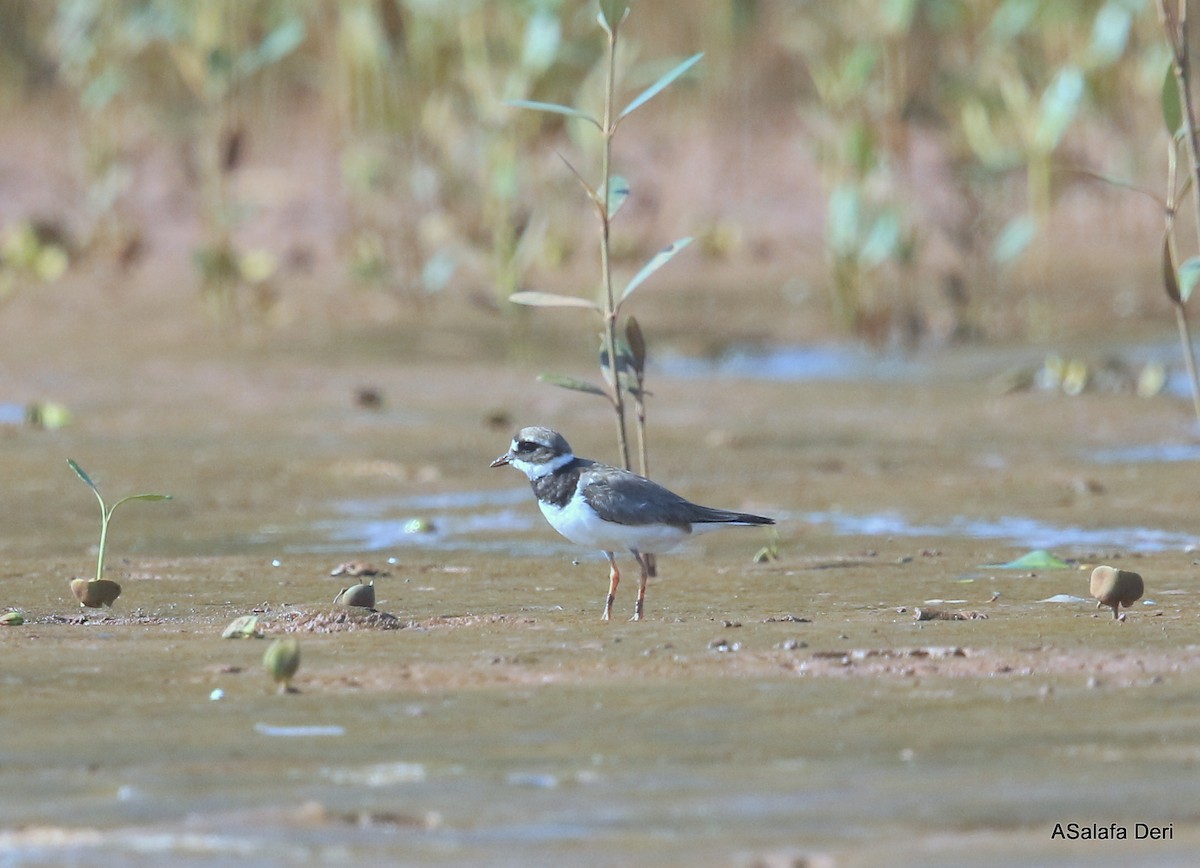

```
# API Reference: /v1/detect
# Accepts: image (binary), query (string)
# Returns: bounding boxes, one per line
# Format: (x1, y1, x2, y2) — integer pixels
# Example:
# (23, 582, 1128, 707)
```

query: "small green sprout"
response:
(753, 528, 781, 564)
(222, 615, 263, 639)
(263, 637, 301, 693)
(67, 459, 171, 606)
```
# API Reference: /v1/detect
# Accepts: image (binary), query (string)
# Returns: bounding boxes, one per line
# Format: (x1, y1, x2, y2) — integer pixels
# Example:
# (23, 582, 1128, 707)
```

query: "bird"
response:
(491, 426, 775, 621)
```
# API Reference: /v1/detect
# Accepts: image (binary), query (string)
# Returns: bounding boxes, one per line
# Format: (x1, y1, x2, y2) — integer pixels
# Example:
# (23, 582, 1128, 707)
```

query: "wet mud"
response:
(4, 286, 1200, 865)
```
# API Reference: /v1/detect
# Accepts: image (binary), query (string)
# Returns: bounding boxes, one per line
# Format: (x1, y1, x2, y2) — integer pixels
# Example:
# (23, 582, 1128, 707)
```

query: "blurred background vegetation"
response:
(0, 0, 1182, 347)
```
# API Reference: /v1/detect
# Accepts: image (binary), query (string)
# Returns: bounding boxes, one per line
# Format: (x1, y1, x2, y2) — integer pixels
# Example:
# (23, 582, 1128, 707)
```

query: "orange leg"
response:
(631, 550, 651, 622)
(602, 552, 619, 621)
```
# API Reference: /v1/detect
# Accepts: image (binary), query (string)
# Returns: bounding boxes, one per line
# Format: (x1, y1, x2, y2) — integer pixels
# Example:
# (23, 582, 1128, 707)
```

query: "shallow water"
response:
(4, 298, 1200, 865)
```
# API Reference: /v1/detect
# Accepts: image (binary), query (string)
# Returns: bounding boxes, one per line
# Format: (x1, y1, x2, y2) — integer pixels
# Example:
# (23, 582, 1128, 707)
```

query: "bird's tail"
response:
(695, 507, 775, 526)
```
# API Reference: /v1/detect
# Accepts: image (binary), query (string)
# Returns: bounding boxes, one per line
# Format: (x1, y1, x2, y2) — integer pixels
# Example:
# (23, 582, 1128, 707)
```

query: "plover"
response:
(491, 426, 774, 620)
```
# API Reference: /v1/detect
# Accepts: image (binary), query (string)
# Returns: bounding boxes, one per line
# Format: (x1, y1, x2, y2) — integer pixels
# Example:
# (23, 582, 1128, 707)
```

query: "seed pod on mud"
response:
(70, 578, 122, 608)
(1089, 566, 1144, 620)
(333, 580, 375, 610)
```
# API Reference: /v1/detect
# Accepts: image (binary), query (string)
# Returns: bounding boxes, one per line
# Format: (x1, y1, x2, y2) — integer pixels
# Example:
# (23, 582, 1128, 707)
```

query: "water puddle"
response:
(800, 510, 1197, 553)
(1087, 442, 1200, 464)
(283, 488, 1197, 559)
(285, 488, 576, 556)
(657, 343, 923, 382)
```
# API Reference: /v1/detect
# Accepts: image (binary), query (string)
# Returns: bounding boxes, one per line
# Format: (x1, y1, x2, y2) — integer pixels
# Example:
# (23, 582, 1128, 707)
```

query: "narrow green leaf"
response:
(123, 494, 173, 503)
(625, 316, 646, 374)
(538, 372, 608, 397)
(1163, 233, 1182, 305)
(619, 52, 703, 120)
(510, 291, 601, 311)
(505, 99, 601, 130)
(1034, 65, 1084, 152)
(826, 184, 860, 256)
(67, 458, 96, 491)
(860, 211, 901, 267)
(1088, 2, 1131, 66)
(249, 19, 305, 69)
(620, 237, 693, 302)
(607, 175, 630, 219)
(1162, 61, 1183, 137)
(1179, 255, 1200, 304)
(557, 152, 599, 205)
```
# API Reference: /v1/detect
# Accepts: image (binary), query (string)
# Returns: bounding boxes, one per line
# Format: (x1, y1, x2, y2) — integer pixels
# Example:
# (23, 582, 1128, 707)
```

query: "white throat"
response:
(512, 450, 574, 480)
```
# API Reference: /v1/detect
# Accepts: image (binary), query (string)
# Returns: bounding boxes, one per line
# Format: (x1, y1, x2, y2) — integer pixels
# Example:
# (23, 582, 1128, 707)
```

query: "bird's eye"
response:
(515, 440, 537, 454)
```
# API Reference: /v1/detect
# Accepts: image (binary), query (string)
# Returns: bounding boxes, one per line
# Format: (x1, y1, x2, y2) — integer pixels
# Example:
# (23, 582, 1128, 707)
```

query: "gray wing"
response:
(580, 466, 773, 529)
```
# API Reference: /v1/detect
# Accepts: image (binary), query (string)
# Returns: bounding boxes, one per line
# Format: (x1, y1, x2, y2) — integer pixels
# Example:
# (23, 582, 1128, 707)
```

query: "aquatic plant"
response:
(506, 0, 699, 475)
(66, 458, 171, 608)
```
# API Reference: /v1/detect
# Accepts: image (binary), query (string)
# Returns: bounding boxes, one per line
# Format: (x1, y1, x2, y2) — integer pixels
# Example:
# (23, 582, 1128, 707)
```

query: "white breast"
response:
(539, 489, 694, 554)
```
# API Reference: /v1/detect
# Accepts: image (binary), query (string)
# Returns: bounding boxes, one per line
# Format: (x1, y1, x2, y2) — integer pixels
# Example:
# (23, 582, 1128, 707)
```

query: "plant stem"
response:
(1161, 0, 1200, 420)
(600, 19, 631, 470)
(95, 509, 110, 583)
(1175, 304, 1200, 418)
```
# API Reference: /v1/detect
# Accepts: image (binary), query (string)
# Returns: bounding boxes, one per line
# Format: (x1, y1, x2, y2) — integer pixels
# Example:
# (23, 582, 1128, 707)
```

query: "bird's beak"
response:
(490, 452, 511, 468)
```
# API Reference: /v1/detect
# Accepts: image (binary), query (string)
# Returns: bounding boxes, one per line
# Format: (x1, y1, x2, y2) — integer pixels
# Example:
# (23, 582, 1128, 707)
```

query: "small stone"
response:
(1089, 565, 1144, 620)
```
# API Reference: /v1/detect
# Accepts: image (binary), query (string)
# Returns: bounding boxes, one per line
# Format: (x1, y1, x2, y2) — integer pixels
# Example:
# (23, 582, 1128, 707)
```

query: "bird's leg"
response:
(630, 550, 650, 622)
(602, 552, 619, 621)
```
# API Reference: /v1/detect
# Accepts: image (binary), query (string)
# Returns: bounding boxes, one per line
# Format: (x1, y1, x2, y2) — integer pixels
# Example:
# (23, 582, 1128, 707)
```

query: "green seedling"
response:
(222, 614, 263, 639)
(67, 458, 171, 607)
(263, 637, 301, 693)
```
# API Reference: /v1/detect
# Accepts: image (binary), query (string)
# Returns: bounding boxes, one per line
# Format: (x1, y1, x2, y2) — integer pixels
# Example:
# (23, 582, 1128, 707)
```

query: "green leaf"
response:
(520, 11, 561, 74)
(860, 212, 901, 267)
(826, 184, 860, 256)
(538, 372, 607, 397)
(1034, 65, 1084, 152)
(598, 0, 629, 33)
(1088, 2, 1131, 66)
(619, 52, 703, 120)
(981, 549, 1072, 570)
(1179, 256, 1200, 304)
(1162, 61, 1183, 137)
(1163, 232, 1182, 305)
(621, 237, 693, 302)
(505, 99, 601, 130)
(607, 175, 630, 218)
(67, 458, 96, 491)
(556, 152, 599, 205)
(625, 316, 646, 374)
(991, 215, 1037, 264)
(248, 19, 305, 71)
(510, 291, 601, 311)
(122, 494, 173, 503)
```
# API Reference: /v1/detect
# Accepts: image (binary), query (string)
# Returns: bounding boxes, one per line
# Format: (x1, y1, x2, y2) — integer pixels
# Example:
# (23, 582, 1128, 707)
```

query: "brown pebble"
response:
(1089, 565, 1144, 620)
